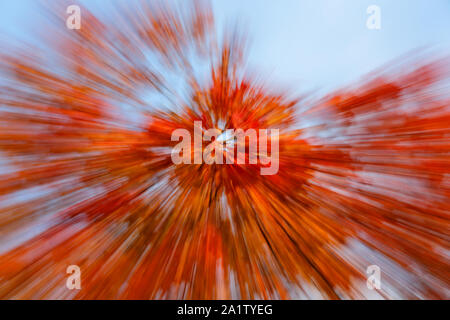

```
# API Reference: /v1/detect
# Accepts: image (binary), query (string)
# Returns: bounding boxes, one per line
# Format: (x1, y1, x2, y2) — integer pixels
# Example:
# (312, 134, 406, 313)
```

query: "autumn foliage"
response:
(0, 1, 448, 299)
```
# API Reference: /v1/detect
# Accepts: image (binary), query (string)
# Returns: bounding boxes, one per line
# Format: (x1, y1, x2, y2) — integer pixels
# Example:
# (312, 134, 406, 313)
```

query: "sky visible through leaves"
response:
(0, 0, 449, 299)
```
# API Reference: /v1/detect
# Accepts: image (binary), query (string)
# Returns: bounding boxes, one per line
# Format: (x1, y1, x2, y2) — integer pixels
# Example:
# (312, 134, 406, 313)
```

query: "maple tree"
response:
(0, 1, 448, 299)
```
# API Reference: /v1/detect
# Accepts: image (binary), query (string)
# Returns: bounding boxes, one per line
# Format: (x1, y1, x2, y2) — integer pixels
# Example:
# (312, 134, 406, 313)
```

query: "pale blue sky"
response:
(212, 0, 450, 91)
(0, 0, 449, 91)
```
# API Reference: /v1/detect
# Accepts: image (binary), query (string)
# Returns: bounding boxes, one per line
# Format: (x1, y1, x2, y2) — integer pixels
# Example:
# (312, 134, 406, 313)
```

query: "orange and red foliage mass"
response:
(0, 1, 448, 299)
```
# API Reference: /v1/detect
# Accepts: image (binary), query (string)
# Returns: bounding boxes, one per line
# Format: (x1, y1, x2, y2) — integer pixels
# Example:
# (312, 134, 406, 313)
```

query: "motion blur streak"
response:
(0, 0, 449, 299)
